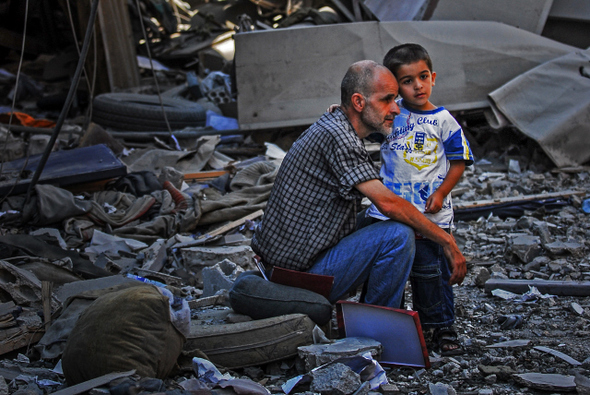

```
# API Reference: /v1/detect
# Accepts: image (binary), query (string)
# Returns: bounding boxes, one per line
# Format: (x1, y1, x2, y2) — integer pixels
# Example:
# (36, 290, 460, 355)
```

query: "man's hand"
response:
(443, 234, 467, 285)
(356, 179, 467, 285)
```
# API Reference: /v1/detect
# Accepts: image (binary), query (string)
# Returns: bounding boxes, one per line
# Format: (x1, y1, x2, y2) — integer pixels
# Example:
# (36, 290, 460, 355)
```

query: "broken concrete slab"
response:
(428, 0, 553, 34)
(180, 245, 254, 270)
(488, 48, 590, 167)
(298, 337, 382, 372)
(533, 346, 582, 366)
(507, 234, 543, 263)
(0, 260, 59, 311)
(513, 373, 576, 392)
(478, 365, 517, 381)
(544, 240, 585, 257)
(486, 340, 531, 348)
(235, 20, 574, 130)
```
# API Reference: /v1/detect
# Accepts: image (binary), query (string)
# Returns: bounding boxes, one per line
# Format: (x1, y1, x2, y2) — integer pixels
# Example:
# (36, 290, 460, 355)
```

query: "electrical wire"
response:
(0, 0, 31, 206)
(65, 0, 98, 130)
(24, 0, 101, 204)
(134, 0, 176, 143)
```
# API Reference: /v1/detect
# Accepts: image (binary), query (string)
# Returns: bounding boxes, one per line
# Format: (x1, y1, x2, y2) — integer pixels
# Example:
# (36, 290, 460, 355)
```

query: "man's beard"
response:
(360, 108, 392, 137)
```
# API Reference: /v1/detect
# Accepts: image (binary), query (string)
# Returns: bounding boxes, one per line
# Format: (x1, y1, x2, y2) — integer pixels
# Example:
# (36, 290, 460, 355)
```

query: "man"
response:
(251, 60, 466, 309)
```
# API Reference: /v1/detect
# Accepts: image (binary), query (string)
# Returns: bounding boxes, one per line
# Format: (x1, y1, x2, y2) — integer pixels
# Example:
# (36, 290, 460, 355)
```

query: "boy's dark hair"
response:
(383, 43, 433, 77)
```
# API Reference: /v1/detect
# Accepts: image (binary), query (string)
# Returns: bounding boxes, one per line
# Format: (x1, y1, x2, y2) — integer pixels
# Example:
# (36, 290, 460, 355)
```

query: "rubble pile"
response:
(0, 1, 589, 394)
(0, 121, 586, 394)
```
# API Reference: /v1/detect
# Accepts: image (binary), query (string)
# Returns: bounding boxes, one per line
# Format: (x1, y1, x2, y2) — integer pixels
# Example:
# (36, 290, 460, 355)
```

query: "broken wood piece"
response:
(183, 169, 229, 181)
(0, 326, 44, 356)
(42, 281, 53, 331)
(199, 209, 264, 239)
(454, 190, 585, 210)
(50, 370, 136, 395)
(187, 294, 226, 309)
(533, 346, 581, 366)
(485, 279, 590, 296)
(270, 266, 334, 300)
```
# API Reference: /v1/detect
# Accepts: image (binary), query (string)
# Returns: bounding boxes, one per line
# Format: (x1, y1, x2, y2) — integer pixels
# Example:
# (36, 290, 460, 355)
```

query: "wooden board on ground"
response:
(454, 190, 585, 210)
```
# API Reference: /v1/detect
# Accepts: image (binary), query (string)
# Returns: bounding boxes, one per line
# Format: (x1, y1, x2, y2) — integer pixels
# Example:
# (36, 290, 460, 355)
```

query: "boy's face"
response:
(395, 60, 437, 111)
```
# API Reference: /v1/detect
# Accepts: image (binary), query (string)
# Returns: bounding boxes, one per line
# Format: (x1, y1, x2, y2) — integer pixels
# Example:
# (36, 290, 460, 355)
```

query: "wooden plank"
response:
(270, 267, 334, 299)
(77, 0, 139, 94)
(0, 144, 127, 197)
(0, 329, 44, 356)
(42, 282, 53, 331)
(485, 279, 590, 296)
(199, 209, 264, 239)
(183, 169, 229, 181)
(50, 370, 136, 395)
(97, 0, 140, 91)
(454, 190, 586, 210)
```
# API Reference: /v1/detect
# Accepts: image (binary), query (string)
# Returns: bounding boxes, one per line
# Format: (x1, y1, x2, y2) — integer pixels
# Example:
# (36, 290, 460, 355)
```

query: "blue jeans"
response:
(411, 237, 455, 328)
(308, 220, 414, 309)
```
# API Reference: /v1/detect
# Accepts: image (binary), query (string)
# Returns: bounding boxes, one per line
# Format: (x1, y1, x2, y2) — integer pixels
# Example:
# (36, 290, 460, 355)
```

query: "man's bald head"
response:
(341, 60, 389, 109)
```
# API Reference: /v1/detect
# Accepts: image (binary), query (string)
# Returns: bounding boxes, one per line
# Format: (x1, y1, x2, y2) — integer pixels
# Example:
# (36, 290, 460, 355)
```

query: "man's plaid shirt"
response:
(251, 108, 381, 271)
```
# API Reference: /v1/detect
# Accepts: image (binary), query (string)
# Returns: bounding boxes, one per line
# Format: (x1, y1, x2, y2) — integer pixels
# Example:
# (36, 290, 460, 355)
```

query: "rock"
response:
(508, 234, 543, 263)
(575, 372, 590, 395)
(531, 221, 553, 244)
(474, 267, 491, 288)
(478, 365, 516, 381)
(516, 216, 536, 230)
(378, 383, 400, 395)
(202, 259, 244, 297)
(544, 240, 583, 257)
(570, 302, 585, 316)
(310, 363, 362, 395)
(0, 376, 7, 395)
(524, 256, 549, 271)
(513, 373, 576, 392)
(428, 382, 456, 395)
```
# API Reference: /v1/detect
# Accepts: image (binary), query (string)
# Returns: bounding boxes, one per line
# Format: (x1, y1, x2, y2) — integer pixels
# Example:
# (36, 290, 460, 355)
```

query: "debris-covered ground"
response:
(0, 1, 590, 394)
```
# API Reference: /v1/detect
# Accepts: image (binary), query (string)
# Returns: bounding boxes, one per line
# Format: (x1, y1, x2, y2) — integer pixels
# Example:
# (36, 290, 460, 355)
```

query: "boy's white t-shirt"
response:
(366, 99, 473, 228)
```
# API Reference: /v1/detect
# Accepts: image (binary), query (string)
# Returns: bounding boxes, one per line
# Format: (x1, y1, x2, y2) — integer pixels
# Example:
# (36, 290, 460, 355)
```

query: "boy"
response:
(365, 44, 474, 355)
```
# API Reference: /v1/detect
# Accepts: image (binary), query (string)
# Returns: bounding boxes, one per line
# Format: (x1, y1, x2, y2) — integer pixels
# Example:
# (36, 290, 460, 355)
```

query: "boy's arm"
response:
(425, 160, 466, 214)
(356, 179, 467, 285)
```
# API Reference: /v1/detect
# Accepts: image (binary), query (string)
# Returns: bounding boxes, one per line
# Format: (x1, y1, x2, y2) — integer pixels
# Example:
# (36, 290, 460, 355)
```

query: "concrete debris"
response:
(310, 363, 363, 395)
(513, 372, 576, 392)
(298, 337, 382, 372)
(201, 259, 244, 298)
